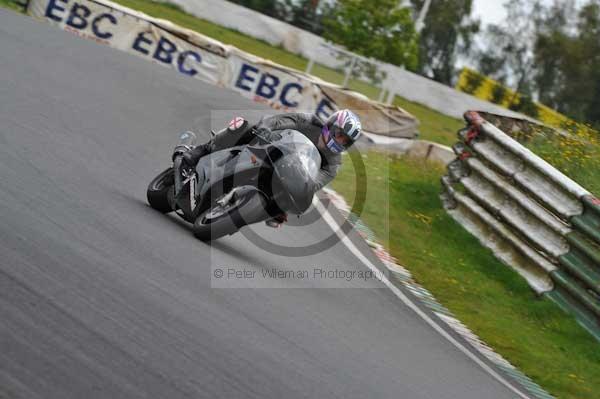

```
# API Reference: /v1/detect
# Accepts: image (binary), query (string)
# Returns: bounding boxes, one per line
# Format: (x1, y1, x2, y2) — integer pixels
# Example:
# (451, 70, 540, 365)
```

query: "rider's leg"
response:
(175, 118, 252, 167)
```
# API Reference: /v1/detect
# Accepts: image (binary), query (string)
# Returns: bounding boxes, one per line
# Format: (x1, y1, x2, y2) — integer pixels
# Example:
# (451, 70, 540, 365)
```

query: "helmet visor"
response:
(330, 125, 353, 149)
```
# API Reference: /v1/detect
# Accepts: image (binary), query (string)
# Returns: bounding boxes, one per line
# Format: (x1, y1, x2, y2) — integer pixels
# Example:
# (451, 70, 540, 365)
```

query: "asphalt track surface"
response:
(1, 9, 522, 399)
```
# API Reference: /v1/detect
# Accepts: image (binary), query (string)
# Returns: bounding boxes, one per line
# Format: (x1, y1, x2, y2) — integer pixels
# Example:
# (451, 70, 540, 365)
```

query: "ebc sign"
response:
(45, 0, 117, 39)
(42, 0, 210, 79)
(233, 62, 336, 118)
(234, 63, 303, 108)
(131, 33, 202, 77)
(31, 0, 338, 117)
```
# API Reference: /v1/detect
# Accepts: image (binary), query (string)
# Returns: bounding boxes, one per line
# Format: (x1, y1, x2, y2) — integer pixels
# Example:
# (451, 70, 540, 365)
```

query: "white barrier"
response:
(440, 112, 586, 293)
(27, 0, 418, 138)
(166, 0, 328, 66)
(163, 0, 538, 122)
(441, 112, 600, 340)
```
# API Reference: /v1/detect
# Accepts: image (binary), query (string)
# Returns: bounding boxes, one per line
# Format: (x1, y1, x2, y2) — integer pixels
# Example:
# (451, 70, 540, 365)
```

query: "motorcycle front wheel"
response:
(147, 167, 175, 213)
(193, 190, 267, 241)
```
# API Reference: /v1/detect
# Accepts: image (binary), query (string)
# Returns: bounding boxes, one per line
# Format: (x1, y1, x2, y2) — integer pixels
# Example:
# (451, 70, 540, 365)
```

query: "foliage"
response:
(489, 82, 508, 105)
(323, 0, 419, 70)
(284, 0, 334, 35)
(462, 70, 484, 94)
(533, 1, 600, 127)
(508, 94, 539, 118)
(410, 0, 479, 85)
(392, 97, 463, 146)
(456, 68, 573, 127)
(527, 122, 600, 195)
(474, 0, 543, 94)
(227, 0, 288, 20)
(0, 0, 25, 12)
(472, 0, 600, 127)
(228, 0, 333, 35)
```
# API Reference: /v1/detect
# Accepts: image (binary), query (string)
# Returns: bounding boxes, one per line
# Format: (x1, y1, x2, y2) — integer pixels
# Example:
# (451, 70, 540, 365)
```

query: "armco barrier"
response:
(26, 0, 418, 138)
(441, 111, 600, 341)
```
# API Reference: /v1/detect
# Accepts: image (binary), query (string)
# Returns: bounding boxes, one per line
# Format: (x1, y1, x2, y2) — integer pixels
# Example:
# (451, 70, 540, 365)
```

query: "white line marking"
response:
(314, 199, 531, 399)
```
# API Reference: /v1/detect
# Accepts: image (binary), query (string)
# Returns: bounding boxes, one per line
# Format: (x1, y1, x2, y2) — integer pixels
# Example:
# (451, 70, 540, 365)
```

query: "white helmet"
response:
(321, 109, 362, 153)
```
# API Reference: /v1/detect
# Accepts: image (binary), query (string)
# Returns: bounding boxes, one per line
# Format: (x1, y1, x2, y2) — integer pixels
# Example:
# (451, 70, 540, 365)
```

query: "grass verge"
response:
(0, 0, 25, 12)
(332, 152, 600, 399)
(393, 97, 463, 146)
(526, 123, 600, 195)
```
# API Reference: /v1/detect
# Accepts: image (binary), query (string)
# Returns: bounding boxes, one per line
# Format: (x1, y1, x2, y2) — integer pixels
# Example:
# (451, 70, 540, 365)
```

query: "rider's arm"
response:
(260, 113, 339, 192)
(311, 161, 340, 192)
(211, 113, 313, 151)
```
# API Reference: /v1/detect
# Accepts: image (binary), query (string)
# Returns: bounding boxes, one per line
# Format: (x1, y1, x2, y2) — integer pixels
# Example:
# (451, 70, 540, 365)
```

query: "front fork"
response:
(172, 156, 199, 220)
(173, 156, 184, 196)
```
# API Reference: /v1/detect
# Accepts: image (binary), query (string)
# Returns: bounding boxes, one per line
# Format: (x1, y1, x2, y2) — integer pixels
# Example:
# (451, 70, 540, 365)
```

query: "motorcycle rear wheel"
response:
(193, 190, 267, 241)
(147, 167, 175, 213)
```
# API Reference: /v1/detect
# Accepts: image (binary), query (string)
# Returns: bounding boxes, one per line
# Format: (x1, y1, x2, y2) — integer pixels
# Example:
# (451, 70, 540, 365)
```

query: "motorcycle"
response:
(146, 128, 322, 241)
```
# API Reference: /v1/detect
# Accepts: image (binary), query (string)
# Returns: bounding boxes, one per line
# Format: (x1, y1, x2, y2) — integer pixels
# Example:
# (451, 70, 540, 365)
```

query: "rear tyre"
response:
(147, 167, 175, 213)
(193, 190, 267, 241)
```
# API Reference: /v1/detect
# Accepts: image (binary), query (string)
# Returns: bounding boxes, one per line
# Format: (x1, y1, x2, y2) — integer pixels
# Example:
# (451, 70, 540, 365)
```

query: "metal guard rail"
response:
(441, 111, 600, 341)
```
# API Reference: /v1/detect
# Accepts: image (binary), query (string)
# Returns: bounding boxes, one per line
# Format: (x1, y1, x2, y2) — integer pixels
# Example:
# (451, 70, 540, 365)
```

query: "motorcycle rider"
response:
(175, 109, 362, 227)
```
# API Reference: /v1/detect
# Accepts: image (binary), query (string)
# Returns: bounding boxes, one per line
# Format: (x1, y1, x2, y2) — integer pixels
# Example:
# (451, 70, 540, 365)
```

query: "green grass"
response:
(393, 97, 464, 146)
(0, 0, 25, 12)
(526, 126, 600, 196)
(332, 152, 600, 399)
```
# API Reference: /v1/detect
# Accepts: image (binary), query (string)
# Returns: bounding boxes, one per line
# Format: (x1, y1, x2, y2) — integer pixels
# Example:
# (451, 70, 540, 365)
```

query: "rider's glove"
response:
(172, 147, 189, 162)
(173, 143, 211, 165)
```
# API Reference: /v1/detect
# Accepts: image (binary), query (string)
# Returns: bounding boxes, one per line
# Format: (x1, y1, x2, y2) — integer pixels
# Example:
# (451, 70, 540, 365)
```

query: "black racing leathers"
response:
(183, 113, 341, 192)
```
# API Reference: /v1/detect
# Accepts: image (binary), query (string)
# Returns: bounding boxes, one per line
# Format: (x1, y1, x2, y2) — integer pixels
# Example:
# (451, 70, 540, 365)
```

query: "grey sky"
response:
(473, 0, 586, 26)
(472, 0, 509, 26)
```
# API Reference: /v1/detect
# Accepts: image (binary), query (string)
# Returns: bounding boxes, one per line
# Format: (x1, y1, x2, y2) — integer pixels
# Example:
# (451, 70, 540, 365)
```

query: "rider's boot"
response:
(265, 213, 288, 228)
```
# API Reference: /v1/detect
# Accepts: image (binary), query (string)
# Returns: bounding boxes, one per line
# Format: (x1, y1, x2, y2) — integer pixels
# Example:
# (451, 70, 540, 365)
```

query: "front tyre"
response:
(147, 167, 175, 213)
(193, 189, 267, 241)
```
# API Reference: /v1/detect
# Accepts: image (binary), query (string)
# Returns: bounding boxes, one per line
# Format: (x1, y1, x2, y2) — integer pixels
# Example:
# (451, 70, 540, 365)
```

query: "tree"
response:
(410, 0, 480, 85)
(475, 0, 544, 97)
(285, 0, 334, 35)
(228, 0, 288, 20)
(323, 0, 419, 70)
(509, 95, 539, 119)
(471, 0, 555, 115)
(533, 0, 600, 126)
(462, 70, 485, 94)
(490, 82, 508, 105)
